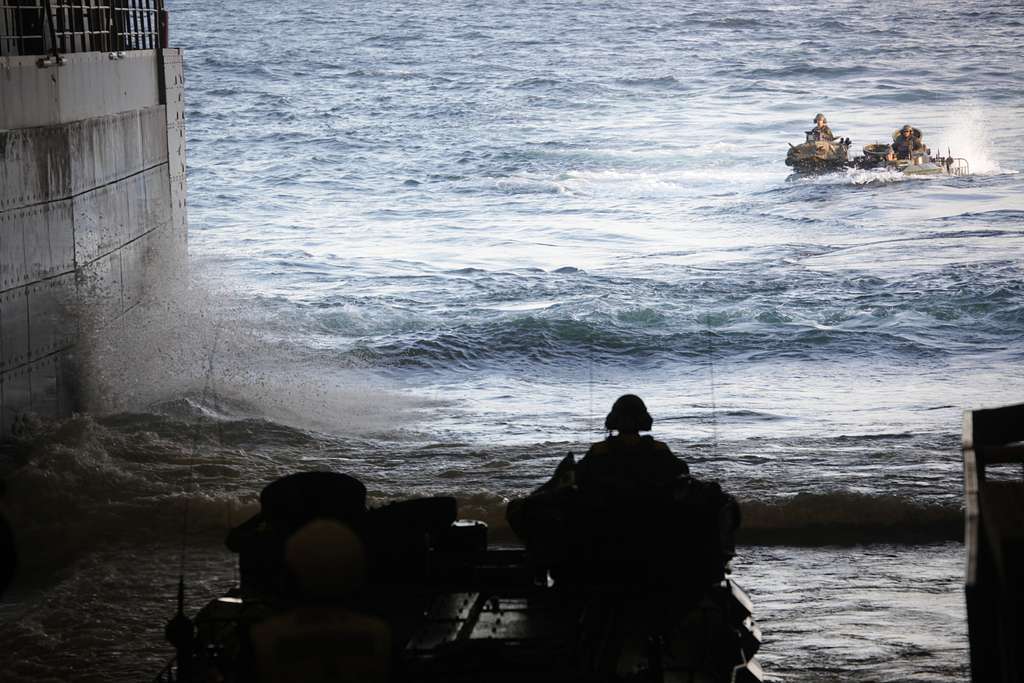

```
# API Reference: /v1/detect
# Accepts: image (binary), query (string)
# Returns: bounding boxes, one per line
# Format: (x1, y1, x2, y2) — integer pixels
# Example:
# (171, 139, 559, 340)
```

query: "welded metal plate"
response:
(0, 287, 29, 370)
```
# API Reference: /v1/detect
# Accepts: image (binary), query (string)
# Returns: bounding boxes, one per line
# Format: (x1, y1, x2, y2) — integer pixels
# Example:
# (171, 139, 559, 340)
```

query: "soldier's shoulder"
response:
(642, 436, 673, 454)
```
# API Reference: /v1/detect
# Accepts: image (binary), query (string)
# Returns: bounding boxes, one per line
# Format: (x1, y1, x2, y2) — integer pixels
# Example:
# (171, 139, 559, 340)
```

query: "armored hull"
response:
(785, 139, 851, 174)
(785, 129, 970, 178)
(157, 471, 764, 683)
(161, 547, 763, 683)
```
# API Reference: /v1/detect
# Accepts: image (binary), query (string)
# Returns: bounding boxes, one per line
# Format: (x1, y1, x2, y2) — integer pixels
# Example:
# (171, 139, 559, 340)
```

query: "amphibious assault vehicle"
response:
(156, 469, 763, 682)
(786, 128, 969, 177)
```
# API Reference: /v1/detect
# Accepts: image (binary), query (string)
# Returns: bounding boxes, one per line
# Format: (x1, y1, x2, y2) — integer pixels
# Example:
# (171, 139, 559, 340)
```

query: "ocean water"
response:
(2, 0, 1023, 680)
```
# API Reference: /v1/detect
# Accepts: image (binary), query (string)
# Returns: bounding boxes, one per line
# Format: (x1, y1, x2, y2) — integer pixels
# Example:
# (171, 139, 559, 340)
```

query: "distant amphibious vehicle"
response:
(157, 469, 763, 682)
(786, 127, 969, 177)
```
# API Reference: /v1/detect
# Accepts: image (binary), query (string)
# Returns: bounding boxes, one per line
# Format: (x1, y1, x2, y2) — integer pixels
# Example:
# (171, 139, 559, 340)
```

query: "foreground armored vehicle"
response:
(157, 469, 763, 682)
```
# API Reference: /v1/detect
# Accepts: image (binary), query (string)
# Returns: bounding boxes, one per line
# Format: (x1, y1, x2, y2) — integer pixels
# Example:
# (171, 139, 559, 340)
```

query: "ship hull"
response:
(0, 48, 187, 436)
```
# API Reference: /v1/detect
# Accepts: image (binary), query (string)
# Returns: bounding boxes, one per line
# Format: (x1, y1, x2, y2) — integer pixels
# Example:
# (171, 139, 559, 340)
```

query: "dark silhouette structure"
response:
(964, 402, 1024, 683)
(225, 471, 457, 596)
(508, 394, 738, 590)
(160, 446, 762, 681)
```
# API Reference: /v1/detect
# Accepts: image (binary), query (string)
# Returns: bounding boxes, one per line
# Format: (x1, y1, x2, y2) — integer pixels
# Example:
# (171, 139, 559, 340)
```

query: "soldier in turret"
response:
(508, 394, 740, 591)
(889, 124, 925, 160)
(806, 113, 835, 142)
(506, 394, 691, 570)
(574, 394, 689, 499)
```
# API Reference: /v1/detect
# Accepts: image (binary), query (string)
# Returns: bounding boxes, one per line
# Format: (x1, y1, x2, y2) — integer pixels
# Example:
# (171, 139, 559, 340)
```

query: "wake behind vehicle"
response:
(786, 127, 970, 177)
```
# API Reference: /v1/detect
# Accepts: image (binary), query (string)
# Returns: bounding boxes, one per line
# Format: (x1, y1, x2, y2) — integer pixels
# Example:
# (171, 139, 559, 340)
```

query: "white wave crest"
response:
(791, 167, 907, 187)
(933, 104, 1019, 176)
(557, 167, 779, 198)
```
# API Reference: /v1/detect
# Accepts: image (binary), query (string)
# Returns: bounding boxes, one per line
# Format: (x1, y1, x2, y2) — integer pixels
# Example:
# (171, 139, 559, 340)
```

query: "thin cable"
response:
(704, 314, 719, 455)
(178, 325, 221, 577)
(588, 328, 595, 438)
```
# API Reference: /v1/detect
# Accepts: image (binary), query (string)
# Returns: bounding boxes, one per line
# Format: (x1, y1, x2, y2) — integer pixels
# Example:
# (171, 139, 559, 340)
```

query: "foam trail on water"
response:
(558, 167, 780, 197)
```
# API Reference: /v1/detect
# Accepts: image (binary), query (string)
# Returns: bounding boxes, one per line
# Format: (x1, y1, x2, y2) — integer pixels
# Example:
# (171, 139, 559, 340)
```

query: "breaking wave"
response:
(736, 492, 962, 545)
(350, 321, 944, 370)
(1, 409, 964, 582)
(936, 104, 1021, 176)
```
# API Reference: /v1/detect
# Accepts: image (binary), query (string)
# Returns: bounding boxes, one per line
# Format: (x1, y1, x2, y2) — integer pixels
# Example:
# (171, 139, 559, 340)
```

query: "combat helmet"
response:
(604, 394, 654, 433)
(814, 113, 827, 123)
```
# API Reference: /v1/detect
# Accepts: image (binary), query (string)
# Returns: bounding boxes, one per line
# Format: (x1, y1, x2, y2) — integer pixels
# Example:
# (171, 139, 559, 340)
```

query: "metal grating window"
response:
(0, 0, 164, 57)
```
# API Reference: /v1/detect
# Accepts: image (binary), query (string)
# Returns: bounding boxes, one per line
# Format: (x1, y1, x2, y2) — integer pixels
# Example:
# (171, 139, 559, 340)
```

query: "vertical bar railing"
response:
(0, 0, 161, 56)
(0, 2, 46, 56)
(43, 0, 59, 57)
(112, 0, 122, 51)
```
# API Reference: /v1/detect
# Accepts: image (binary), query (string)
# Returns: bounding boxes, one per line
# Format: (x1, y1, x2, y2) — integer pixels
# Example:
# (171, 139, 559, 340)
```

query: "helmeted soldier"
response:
(506, 394, 690, 547)
(889, 124, 925, 160)
(806, 113, 835, 142)
(250, 520, 392, 683)
(506, 395, 736, 589)
(574, 394, 689, 499)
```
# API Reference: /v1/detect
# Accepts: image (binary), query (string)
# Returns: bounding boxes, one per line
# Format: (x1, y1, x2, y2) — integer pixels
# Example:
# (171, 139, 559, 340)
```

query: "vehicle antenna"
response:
(179, 331, 219, 575)
(167, 325, 223, 671)
(588, 318, 595, 437)
(705, 313, 720, 456)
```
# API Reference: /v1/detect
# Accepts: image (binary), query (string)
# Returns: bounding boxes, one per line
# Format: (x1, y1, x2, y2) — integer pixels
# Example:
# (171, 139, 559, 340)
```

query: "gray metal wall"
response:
(0, 48, 187, 436)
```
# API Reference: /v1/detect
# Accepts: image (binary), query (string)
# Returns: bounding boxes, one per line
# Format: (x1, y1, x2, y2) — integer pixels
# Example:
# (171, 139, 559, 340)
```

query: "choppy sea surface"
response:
(2, 0, 1023, 680)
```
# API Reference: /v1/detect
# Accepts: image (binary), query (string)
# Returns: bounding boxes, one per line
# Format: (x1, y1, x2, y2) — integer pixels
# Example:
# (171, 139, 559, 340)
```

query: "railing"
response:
(948, 157, 970, 177)
(0, 0, 164, 57)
